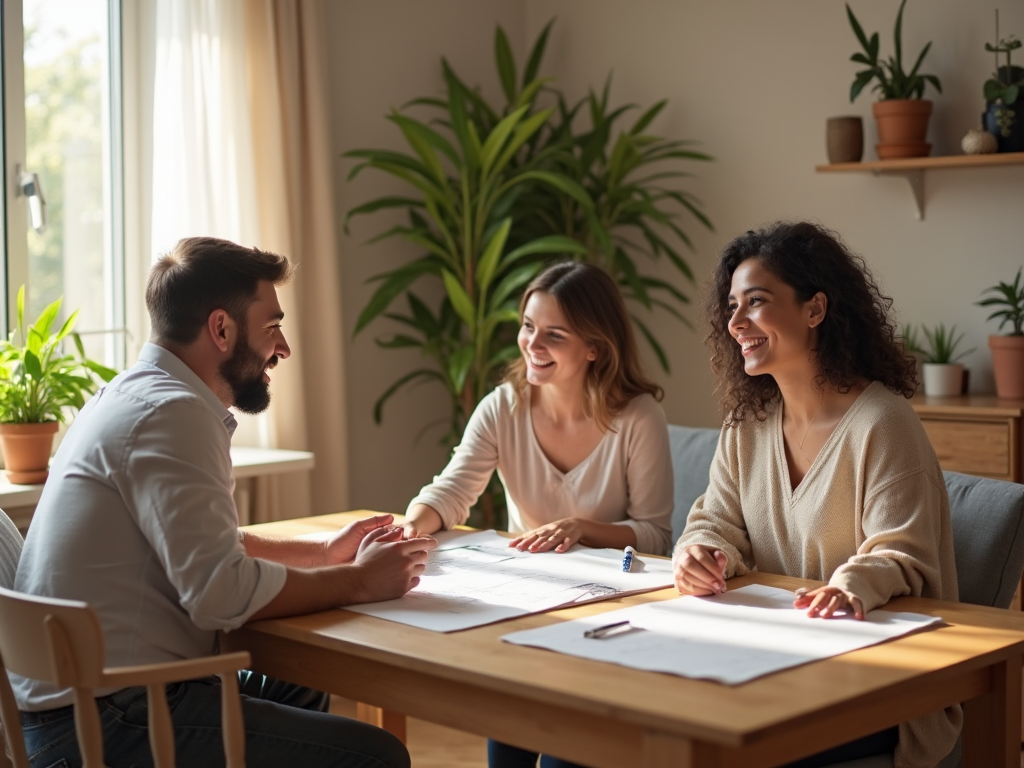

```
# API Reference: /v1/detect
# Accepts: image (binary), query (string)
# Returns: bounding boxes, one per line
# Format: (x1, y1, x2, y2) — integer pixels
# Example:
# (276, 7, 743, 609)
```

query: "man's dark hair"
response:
(146, 237, 293, 345)
(705, 221, 917, 424)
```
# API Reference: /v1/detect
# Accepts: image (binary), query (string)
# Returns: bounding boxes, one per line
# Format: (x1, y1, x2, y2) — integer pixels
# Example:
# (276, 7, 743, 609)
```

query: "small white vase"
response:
(922, 363, 964, 396)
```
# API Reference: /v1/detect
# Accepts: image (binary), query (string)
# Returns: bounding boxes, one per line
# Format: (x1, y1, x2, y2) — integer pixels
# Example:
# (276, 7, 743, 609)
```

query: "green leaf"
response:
(490, 262, 544, 310)
(480, 105, 529, 179)
(632, 315, 669, 373)
(23, 350, 42, 380)
(376, 334, 424, 350)
(522, 19, 554, 86)
(477, 218, 512, 293)
(494, 25, 517, 103)
(442, 270, 476, 332)
(499, 235, 588, 273)
(447, 345, 475, 394)
(630, 99, 666, 135)
(355, 260, 439, 335)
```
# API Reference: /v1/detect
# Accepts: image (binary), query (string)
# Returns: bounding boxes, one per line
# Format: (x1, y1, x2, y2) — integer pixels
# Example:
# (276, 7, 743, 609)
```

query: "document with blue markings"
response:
(343, 529, 674, 632)
(501, 584, 941, 684)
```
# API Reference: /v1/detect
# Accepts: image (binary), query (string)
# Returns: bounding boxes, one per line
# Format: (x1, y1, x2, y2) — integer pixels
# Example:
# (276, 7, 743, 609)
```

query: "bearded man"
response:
(11, 236, 433, 768)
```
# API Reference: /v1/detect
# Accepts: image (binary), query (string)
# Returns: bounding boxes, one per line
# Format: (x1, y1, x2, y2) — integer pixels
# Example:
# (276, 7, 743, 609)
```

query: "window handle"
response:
(16, 165, 47, 234)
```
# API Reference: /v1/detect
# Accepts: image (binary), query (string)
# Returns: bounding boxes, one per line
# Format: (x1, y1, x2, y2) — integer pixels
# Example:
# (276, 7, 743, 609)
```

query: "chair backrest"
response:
(944, 470, 1024, 609)
(0, 587, 108, 768)
(0, 509, 22, 590)
(667, 425, 720, 542)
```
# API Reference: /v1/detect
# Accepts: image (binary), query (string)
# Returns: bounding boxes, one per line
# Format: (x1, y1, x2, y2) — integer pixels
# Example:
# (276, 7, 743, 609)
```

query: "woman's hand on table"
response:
(674, 545, 728, 595)
(323, 514, 398, 564)
(401, 504, 443, 539)
(509, 518, 588, 553)
(793, 585, 864, 620)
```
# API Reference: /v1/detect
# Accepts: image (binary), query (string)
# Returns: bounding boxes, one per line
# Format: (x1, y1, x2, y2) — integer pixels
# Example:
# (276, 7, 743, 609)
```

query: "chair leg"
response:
(219, 671, 246, 768)
(71, 689, 106, 768)
(146, 684, 175, 768)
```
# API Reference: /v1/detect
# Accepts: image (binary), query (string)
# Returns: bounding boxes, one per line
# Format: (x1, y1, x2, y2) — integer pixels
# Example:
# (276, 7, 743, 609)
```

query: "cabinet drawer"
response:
(920, 419, 1011, 479)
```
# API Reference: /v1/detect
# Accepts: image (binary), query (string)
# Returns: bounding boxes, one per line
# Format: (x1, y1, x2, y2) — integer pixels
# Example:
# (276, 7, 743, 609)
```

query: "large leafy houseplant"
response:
(0, 287, 116, 483)
(344, 23, 711, 521)
(344, 26, 591, 447)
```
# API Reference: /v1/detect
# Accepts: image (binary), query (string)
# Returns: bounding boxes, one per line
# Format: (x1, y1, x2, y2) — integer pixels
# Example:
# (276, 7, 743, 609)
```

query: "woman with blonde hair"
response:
(402, 260, 673, 559)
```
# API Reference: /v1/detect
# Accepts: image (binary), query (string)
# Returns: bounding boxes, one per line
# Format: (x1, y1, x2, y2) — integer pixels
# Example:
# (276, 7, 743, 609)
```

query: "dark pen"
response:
(583, 620, 631, 639)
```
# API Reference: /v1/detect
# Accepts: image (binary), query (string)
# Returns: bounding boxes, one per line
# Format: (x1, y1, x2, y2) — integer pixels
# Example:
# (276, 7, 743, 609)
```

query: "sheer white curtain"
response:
(151, 0, 259, 254)
(148, 0, 323, 519)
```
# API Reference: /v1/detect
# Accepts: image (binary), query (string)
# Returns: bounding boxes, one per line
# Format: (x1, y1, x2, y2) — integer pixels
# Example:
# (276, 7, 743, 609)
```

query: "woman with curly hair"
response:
(673, 221, 959, 768)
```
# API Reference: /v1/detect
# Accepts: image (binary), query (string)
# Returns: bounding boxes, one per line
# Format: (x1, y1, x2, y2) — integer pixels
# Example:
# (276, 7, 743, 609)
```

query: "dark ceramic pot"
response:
(983, 102, 1024, 153)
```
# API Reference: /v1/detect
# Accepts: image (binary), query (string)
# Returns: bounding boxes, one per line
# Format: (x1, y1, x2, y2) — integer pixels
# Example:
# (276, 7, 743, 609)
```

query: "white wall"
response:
(326, 0, 1024, 514)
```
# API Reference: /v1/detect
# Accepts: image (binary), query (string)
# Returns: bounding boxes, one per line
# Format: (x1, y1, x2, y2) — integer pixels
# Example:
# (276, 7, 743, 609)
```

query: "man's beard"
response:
(220, 332, 275, 415)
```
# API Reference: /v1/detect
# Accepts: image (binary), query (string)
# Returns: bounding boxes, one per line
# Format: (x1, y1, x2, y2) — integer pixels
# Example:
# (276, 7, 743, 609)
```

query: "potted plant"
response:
(846, 0, 942, 159)
(900, 323, 927, 391)
(977, 267, 1024, 399)
(920, 323, 972, 397)
(982, 12, 1024, 153)
(0, 287, 116, 484)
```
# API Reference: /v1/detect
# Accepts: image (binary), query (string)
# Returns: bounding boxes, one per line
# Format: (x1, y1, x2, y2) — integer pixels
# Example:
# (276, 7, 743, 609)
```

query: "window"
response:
(3, 0, 125, 368)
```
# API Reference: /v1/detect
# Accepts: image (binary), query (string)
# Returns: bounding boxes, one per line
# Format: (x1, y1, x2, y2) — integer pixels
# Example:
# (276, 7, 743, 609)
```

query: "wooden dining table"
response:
(223, 511, 1024, 767)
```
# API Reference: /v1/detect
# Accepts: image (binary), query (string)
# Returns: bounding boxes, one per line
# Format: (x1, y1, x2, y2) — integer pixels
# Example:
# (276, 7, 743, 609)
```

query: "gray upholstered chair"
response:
(666, 427, 1024, 768)
(666, 424, 720, 542)
(829, 471, 1024, 768)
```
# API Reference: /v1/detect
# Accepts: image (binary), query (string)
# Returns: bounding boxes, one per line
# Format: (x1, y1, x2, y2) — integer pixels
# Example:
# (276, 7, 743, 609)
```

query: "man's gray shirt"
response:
(13, 343, 286, 710)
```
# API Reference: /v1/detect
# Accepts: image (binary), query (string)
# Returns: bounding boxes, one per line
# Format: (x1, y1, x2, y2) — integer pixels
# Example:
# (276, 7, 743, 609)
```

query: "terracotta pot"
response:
(989, 335, 1024, 400)
(922, 363, 964, 397)
(0, 422, 59, 484)
(872, 99, 932, 159)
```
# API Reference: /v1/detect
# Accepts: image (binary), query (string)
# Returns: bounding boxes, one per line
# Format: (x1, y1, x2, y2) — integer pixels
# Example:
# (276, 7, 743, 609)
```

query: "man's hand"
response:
(350, 530, 438, 603)
(323, 514, 397, 565)
(674, 545, 728, 595)
(793, 585, 864, 620)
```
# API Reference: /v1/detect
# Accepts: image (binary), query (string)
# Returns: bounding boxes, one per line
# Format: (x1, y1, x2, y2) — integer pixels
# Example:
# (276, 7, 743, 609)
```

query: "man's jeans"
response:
(19, 672, 409, 768)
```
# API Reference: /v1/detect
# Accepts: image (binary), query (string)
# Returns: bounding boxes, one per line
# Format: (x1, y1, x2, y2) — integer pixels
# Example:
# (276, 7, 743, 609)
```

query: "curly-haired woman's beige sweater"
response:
(673, 381, 960, 768)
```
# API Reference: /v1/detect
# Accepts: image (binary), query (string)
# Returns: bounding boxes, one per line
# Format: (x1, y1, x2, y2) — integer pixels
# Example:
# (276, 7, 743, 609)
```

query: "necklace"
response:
(797, 392, 825, 452)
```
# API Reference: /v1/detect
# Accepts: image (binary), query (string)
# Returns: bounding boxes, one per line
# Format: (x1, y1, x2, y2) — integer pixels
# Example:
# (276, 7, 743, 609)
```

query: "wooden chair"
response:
(0, 586, 251, 768)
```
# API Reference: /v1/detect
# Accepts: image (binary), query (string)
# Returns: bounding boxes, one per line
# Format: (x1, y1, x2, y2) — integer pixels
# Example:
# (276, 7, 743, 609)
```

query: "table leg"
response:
(355, 703, 407, 744)
(962, 654, 1022, 767)
(642, 731, 717, 768)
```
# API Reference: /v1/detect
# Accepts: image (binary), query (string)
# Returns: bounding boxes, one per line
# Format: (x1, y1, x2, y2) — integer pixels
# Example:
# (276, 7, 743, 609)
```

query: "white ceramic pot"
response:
(921, 363, 964, 397)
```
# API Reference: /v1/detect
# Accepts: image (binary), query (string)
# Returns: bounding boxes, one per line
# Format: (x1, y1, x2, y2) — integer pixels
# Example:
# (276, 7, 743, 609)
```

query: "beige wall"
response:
(327, 0, 1024, 514)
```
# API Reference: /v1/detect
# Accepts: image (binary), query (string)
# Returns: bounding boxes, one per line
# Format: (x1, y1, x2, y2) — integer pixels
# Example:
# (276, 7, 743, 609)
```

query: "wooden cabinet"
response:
(911, 395, 1024, 482)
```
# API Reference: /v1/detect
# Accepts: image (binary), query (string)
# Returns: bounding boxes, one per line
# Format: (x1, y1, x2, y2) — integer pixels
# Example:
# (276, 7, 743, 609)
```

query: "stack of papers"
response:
(344, 530, 675, 632)
(501, 584, 942, 684)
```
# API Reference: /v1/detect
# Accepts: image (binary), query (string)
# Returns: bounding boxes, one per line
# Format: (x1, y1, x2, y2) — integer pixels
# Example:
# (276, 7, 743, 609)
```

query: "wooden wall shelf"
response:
(815, 151, 1024, 220)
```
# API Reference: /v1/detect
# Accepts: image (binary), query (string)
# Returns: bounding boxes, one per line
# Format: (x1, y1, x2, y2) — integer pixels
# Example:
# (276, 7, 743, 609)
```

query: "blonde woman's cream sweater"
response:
(674, 381, 959, 768)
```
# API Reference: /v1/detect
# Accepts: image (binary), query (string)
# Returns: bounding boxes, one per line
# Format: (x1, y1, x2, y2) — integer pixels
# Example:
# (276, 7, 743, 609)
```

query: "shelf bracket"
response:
(872, 169, 925, 220)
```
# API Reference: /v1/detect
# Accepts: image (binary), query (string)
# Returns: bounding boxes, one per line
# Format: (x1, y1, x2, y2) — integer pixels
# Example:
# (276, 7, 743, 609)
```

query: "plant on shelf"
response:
(846, 0, 942, 159)
(919, 322, 972, 397)
(0, 286, 117, 484)
(977, 266, 1024, 399)
(982, 11, 1024, 152)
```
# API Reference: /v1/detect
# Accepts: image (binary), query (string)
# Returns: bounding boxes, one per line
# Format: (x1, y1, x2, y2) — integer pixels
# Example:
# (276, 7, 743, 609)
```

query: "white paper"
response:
(501, 584, 942, 684)
(345, 529, 673, 632)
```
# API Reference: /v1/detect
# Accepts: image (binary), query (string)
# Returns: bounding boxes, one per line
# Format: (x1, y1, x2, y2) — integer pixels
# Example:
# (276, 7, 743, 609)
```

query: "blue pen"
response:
(622, 546, 638, 572)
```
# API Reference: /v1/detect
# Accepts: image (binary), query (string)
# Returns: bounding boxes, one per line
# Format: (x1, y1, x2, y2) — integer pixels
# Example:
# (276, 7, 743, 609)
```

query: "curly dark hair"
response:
(705, 221, 916, 424)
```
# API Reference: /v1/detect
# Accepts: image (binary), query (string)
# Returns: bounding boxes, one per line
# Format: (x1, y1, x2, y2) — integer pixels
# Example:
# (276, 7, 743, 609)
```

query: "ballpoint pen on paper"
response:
(621, 546, 642, 572)
(583, 620, 631, 639)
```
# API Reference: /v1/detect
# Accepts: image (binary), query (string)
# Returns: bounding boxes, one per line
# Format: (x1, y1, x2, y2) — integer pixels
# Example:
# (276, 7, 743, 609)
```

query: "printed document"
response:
(343, 529, 674, 632)
(501, 584, 941, 684)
